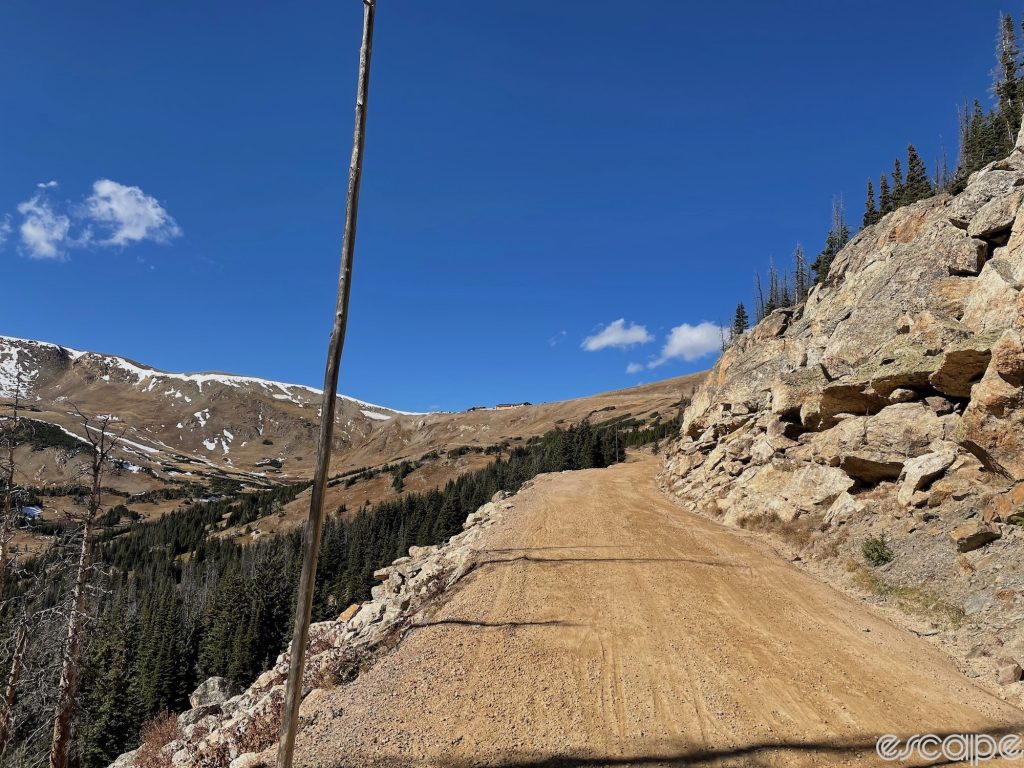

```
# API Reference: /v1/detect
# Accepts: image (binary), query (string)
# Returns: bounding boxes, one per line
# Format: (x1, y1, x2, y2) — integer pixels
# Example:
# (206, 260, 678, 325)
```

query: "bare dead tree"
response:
(934, 136, 952, 192)
(0, 368, 25, 601)
(0, 370, 30, 756)
(754, 272, 766, 322)
(0, 614, 27, 754)
(276, 3, 377, 767)
(48, 408, 123, 768)
(0, 526, 69, 765)
(793, 243, 808, 302)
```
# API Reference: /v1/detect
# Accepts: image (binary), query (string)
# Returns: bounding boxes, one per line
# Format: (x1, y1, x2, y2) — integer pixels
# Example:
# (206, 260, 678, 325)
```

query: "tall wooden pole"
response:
(276, 2, 376, 766)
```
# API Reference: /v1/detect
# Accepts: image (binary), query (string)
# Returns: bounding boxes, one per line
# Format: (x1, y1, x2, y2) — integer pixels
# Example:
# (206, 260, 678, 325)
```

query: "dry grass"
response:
(852, 567, 968, 629)
(236, 697, 283, 755)
(738, 511, 819, 549)
(134, 712, 180, 768)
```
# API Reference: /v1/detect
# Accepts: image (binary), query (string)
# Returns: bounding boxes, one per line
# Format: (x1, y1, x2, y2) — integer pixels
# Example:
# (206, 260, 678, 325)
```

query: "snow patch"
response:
(1, 335, 426, 414)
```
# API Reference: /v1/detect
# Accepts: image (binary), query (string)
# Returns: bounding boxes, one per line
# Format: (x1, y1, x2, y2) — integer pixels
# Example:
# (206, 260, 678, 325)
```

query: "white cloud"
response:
(85, 179, 182, 246)
(582, 319, 653, 352)
(649, 322, 726, 367)
(548, 330, 567, 347)
(8, 179, 181, 261)
(17, 195, 71, 260)
(625, 362, 644, 374)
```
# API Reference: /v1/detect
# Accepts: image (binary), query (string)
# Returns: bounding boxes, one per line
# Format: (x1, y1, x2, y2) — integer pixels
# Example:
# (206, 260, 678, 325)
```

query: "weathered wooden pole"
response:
(276, 2, 376, 766)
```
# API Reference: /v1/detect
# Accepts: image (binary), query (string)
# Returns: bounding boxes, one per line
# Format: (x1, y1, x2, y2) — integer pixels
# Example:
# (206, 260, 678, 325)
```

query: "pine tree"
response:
(78, 609, 143, 768)
(879, 174, 892, 214)
(811, 198, 850, 283)
(766, 258, 781, 314)
(953, 100, 987, 190)
(731, 303, 749, 339)
(903, 144, 932, 203)
(996, 14, 1022, 147)
(862, 180, 879, 226)
(779, 274, 792, 308)
(891, 158, 905, 205)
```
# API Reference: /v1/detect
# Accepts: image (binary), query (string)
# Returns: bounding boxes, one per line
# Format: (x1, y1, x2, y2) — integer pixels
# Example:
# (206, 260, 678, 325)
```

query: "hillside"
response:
(663, 125, 1024, 696)
(0, 334, 702, 542)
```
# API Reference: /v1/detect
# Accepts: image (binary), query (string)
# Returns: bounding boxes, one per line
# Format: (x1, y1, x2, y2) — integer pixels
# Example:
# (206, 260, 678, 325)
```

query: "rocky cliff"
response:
(663, 128, 1024, 697)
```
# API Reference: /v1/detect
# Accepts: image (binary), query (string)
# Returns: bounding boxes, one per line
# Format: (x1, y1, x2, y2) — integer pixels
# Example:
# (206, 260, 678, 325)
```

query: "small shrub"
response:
(135, 712, 180, 768)
(261, 438, 273, 445)
(862, 534, 893, 567)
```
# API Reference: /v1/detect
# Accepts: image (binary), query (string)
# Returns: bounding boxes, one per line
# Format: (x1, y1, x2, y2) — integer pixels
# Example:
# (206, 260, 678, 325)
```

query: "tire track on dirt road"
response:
(293, 456, 1024, 767)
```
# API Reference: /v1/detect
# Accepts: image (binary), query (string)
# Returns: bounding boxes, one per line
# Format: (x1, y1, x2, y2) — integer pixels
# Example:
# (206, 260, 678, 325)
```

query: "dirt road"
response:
(293, 457, 1023, 767)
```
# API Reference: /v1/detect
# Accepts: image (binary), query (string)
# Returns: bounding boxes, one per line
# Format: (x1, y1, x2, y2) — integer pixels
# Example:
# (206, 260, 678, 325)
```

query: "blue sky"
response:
(0, 2, 1013, 411)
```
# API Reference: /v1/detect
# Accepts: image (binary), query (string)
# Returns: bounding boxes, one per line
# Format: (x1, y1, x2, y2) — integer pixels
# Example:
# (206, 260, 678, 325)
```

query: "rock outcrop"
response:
(663, 127, 1024, 696)
(108, 492, 515, 768)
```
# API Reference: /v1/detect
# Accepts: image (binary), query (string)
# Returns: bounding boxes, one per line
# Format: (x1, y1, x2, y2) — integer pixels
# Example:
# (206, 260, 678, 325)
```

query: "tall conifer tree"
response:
(863, 180, 879, 226)
(879, 174, 892, 214)
(996, 14, 1022, 146)
(903, 145, 932, 203)
(891, 158, 905, 205)
(731, 303, 749, 338)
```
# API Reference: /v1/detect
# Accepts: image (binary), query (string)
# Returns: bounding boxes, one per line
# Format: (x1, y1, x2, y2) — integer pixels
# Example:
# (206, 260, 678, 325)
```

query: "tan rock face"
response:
(812, 404, 948, 482)
(959, 330, 1024, 480)
(672, 146, 1024, 508)
(664, 142, 1024, 666)
(961, 256, 1023, 333)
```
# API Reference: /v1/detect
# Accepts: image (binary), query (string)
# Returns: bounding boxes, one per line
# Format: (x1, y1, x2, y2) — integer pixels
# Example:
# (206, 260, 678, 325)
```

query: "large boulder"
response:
(718, 461, 854, 525)
(967, 187, 1024, 239)
(813, 403, 948, 483)
(189, 677, 241, 709)
(896, 442, 959, 507)
(960, 255, 1023, 334)
(959, 330, 1024, 480)
(981, 482, 1024, 524)
(947, 164, 1024, 229)
(950, 521, 1001, 552)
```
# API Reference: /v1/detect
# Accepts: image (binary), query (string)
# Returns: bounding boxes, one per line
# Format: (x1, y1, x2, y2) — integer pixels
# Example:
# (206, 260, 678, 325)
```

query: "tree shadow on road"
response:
(474, 554, 751, 572)
(485, 546, 631, 553)
(406, 618, 578, 630)
(330, 727, 1024, 768)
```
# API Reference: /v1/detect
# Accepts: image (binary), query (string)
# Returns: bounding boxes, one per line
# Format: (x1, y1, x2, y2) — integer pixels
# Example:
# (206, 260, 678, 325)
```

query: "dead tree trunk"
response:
(0, 369, 24, 601)
(48, 521, 91, 768)
(276, 3, 376, 767)
(48, 412, 119, 768)
(0, 618, 26, 756)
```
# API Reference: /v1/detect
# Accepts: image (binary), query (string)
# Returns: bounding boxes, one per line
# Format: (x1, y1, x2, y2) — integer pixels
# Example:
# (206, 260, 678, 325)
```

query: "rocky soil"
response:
(662, 126, 1024, 702)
